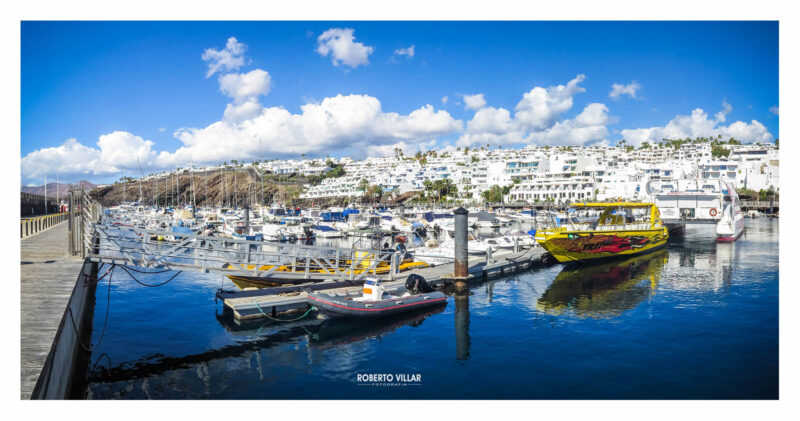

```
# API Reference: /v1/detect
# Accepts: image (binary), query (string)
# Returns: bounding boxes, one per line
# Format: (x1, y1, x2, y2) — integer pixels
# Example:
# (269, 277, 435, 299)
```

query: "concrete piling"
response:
(453, 207, 469, 293)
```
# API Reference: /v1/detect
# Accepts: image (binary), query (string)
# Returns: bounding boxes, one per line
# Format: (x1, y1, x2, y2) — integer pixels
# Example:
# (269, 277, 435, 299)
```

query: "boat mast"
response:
(136, 156, 144, 204)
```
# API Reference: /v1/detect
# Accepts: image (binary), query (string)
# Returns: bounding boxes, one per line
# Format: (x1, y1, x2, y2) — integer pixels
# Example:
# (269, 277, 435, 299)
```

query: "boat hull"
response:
(716, 214, 745, 242)
(538, 228, 668, 263)
(308, 291, 447, 318)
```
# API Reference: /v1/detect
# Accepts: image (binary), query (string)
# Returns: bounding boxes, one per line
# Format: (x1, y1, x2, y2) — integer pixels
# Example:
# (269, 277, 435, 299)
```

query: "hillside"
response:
(88, 167, 414, 208)
(22, 180, 96, 198)
(89, 168, 310, 208)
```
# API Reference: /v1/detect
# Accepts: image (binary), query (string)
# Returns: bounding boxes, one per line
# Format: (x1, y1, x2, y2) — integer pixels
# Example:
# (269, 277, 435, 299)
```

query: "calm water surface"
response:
(86, 219, 778, 399)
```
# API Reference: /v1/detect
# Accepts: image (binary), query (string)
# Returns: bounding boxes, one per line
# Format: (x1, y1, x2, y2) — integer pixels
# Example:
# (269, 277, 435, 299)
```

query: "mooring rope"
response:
(118, 265, 174, 274)
(253, 301, 317, 322)
(118, 265, 182, 287)
(67, 264, 115, 353)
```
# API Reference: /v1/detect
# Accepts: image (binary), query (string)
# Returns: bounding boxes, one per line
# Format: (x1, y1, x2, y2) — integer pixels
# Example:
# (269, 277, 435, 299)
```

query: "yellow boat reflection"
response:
(537, 249, 668, 318)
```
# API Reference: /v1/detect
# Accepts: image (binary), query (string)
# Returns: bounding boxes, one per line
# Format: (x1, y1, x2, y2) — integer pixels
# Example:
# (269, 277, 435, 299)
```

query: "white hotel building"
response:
(294, 141, 778, 203)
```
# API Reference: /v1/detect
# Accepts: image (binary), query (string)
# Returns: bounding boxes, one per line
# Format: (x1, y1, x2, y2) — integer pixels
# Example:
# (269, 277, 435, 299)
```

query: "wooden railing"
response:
(740, 200, 779, 208)
(20, 212, 69, 239)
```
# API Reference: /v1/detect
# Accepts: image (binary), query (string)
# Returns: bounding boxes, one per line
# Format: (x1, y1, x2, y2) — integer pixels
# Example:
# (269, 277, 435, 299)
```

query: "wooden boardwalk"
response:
(20, 222, 84, 399)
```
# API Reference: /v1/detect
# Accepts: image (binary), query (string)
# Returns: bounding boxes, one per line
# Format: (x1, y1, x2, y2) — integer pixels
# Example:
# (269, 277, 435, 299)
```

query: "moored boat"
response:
(534, 202, 668, 263)
(308, 277, 447, 318)
(716, 184, 745, 242)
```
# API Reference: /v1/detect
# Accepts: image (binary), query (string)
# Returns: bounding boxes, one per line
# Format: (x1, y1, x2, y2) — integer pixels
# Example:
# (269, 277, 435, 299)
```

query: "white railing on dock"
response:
(81, 221, 403, 282)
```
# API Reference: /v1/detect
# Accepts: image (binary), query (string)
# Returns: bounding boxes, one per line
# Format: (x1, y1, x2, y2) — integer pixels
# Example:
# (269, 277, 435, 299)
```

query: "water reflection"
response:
(309, 304, 446, 349)
(537, 250, 668, 318)
(454, 293, 471, 360)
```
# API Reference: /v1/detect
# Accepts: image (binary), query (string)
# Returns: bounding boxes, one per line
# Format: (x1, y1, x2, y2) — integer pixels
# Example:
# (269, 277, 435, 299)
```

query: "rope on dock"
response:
(67, 264, 115, 353)
(118, 265, 182, 287)
(253, 301, 317, 322)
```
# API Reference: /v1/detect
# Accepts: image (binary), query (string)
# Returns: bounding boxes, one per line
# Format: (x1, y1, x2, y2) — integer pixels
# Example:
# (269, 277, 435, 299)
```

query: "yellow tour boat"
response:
(534, 202, 668, 263)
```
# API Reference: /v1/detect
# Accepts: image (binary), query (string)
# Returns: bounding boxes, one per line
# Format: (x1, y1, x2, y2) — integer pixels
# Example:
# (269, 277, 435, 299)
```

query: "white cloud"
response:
(394, 45, 415, 59)
(97, 131, 157, 170)
(21, 138, 102, 182)
(201, 37, 247, 78)
(462, 93, 487, 111)
(21, 132, 159, 184)
(466, 107, 515, 135)
(457, 76, 609, 148)
(609, 81, 641, 100)
(528, 103, 611, 146)
(441, 96, 448, 105)
(769, 105, 779, 115)
(621, 107, 772, 146)
(316, 28, 374, 68)
(158, 127, 166, 132)
(575, 103, 611, 126)
(223, 98, 264, 123)
(515, 74, 586, 130)
(718, 120, 772, 142)
(218, 69, 272, 103)
(158, 94, 461, 166)
(715, 99, 732, 123)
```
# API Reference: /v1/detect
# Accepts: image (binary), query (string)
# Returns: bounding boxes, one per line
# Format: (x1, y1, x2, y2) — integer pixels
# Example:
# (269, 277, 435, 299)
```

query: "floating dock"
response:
(217, 247, 550, 320)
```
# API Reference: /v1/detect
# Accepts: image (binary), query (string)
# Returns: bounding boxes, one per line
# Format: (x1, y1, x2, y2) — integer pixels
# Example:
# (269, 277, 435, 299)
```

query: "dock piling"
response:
(453, 207, 469, 293)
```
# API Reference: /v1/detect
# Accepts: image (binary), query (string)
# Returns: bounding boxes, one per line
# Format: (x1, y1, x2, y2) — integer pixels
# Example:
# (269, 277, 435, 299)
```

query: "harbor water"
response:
(85, 219, 778, 399)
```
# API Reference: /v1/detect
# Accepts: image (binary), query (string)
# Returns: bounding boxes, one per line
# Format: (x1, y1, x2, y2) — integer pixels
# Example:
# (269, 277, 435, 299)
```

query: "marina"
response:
(20, 191, 778, 399)
(17, 20, 782, 403)
(79, 218, 778, 399)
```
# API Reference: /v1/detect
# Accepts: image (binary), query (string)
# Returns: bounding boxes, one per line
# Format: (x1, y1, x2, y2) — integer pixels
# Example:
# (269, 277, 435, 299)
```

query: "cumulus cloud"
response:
(715, 99, 732, 123)
(621, 107, 772, 146)
(21, 138, 103, 181)
(769, 105, 779, 115)
(202, 37, 247, 77)
(528, 103, 611, 146)
(609, 81, 641, 100)
(575, 103, 612, 126)
(394, 45, 415, 59)
(316, 28, 374, 68)
(462, 93, 487, 111)
(218, 69, 272, 103)
(97, 131, 157, 170)
(21, 132, 160, 184)
(515, 74, 586, 130)
(465, 107, 515, 135)
(158, 94, 462, 166)
(223, 98, 264, 123)
(456, 76, 608, 147)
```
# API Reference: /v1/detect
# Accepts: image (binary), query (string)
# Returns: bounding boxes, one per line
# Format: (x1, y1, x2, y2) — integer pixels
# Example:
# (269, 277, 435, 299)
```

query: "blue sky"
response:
(21, 21, 778, 184)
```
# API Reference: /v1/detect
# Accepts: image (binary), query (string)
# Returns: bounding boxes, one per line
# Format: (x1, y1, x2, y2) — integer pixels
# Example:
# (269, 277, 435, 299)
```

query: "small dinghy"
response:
(308, 275, 447, 318)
